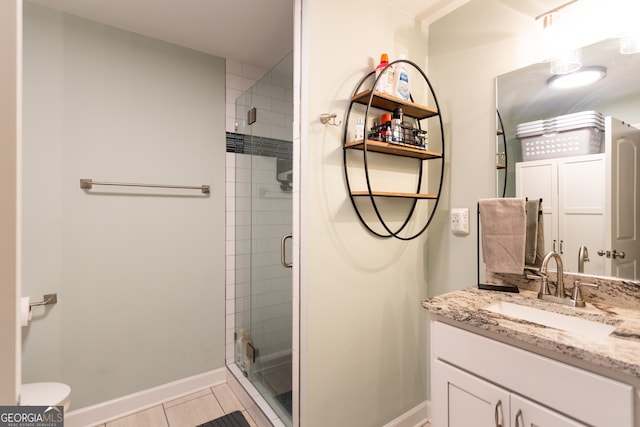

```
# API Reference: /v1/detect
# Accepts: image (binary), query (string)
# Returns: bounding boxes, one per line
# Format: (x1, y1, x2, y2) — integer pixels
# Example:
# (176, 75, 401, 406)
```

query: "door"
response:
(432, 360, 510, 427)
(606, 117, 640, 279)
(516, 159, 557, 257)
(557, 154, 606, 273)
(233, 52, 294, 426)
(511, 394, 587, 427)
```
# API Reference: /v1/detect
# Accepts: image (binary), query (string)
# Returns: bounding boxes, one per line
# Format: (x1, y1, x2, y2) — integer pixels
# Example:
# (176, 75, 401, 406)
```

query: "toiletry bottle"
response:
(354, 118, 365, 141)
(380, 113, 391, 141)
(375, 53, 394, 95)
(393, 54, 410, 101)
(391, 107, 404, 143)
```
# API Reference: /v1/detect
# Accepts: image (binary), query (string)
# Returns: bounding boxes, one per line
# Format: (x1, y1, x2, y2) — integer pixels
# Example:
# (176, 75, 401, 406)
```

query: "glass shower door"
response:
(234, 52, 293, 426)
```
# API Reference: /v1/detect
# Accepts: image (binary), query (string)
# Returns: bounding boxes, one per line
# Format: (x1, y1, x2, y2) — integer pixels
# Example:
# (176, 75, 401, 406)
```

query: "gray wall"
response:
(426, 0, 538, 298)
(0, 0, 20, 405)
(299, 1, 430, 425)
(21, 2, 226, 409)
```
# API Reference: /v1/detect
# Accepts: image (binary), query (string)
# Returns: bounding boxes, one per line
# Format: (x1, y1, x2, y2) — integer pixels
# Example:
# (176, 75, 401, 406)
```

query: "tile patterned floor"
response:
(98, 383, 258, 427)
(93, 381, 431, 427)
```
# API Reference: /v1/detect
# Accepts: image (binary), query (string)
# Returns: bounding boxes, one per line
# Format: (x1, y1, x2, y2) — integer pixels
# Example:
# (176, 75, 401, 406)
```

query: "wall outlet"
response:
(450, 208, 469, 235)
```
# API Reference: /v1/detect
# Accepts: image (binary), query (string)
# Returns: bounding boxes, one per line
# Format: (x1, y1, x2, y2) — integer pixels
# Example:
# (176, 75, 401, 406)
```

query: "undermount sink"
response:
(483, 301, 616, 340)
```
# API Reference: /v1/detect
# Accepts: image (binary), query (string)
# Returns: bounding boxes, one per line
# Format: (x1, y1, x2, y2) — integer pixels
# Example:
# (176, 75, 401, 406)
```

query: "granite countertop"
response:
(422, 286, 640, 378)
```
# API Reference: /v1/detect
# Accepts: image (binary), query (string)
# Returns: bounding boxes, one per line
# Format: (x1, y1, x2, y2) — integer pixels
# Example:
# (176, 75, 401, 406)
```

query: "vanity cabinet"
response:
(435, 359, 586, 426)
(430, 320, 635, 427)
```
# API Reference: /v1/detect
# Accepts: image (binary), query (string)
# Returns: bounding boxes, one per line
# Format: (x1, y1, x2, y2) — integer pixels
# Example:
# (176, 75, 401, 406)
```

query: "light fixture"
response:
(549, 48, 582, 75)
(620, 31, 640, 54)
(547, 66, 607, 89)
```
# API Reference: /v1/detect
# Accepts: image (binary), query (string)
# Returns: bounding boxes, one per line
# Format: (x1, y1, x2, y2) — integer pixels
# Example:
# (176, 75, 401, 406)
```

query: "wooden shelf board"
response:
(345, 139, 442, 160)
(351, 191, 437, 199)
(351, 89, 438, 120)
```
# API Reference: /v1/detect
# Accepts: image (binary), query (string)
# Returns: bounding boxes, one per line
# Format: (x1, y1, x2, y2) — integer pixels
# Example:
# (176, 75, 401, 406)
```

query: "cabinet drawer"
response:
(431, 321, 634, 427)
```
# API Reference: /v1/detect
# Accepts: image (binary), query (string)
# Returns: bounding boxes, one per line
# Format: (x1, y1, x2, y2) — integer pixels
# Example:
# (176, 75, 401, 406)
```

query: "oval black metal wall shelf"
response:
(342, 59, 445, 240)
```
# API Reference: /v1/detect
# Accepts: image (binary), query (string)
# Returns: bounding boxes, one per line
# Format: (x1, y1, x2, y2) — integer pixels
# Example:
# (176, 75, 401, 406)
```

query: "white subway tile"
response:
(227, 73, 257, 92)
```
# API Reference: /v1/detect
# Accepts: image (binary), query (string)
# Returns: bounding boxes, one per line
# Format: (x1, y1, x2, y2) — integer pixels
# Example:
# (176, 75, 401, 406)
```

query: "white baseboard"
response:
(64, 368, 227, 427)
(383, 400, 430, 427)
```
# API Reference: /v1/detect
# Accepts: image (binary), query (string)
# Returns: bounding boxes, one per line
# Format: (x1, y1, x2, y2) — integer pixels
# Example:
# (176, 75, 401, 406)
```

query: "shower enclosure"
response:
(231, 52, 294, 426)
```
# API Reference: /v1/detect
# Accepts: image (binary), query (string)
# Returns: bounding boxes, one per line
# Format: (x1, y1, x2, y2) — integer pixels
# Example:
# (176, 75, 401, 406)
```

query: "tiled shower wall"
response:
(224, 56, 293, 367)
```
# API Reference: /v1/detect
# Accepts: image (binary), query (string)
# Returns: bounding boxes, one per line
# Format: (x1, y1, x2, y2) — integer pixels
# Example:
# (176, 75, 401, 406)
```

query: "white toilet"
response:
(21, 382, 71, 411)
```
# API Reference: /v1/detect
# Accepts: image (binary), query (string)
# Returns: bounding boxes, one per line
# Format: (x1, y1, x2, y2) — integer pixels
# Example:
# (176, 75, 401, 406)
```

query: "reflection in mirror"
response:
(496, 110, 507, 197)
(496, 37, 640, 280)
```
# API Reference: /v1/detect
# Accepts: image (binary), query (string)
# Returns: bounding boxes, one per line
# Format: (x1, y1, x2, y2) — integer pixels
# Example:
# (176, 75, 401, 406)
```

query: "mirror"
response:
(496, 37, 640, 279)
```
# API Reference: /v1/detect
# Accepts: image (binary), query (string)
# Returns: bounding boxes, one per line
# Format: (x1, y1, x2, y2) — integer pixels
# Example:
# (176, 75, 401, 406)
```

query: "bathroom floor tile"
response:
(163, 388, 212, 409)
(164, 393, 225, 427)
(212, 383, 244, 413)
(241, 410, 259, 427)
(106, 405, 168, 427)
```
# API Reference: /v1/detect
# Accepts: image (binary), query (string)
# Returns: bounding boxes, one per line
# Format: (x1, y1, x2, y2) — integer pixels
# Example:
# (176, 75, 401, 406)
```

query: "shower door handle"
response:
(281, 233, 293, 268)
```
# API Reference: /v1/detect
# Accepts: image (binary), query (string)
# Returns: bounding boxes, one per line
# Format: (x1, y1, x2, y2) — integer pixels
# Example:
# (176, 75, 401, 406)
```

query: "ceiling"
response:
(498, 37, 640, 124)
(28, 0, 567, 71)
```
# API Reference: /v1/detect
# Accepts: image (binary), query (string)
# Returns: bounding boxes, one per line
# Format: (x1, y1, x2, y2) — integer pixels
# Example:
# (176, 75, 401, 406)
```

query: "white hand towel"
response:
(479, 198, 526, 274)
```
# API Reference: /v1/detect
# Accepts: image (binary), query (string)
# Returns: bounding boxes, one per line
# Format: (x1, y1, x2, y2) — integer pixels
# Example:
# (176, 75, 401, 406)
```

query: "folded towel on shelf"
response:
(479, 198, 526, 274)
(524, 198, 546, 267)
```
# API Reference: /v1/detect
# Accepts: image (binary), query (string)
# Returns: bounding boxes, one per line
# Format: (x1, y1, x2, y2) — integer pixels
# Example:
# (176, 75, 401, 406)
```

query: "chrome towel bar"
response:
(80, 178, 210, 194)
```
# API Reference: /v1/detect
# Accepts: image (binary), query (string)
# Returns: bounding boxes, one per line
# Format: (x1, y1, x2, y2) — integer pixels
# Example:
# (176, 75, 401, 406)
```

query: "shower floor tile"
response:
(256, 361, 292, 396)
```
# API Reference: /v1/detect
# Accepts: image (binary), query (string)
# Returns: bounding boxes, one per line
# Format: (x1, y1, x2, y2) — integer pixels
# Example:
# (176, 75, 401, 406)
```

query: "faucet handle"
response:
(572, 281, 598, 305)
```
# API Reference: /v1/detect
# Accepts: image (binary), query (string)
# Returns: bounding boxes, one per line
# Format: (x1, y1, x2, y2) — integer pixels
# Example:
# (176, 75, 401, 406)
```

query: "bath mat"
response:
(197, 410, 250, 427)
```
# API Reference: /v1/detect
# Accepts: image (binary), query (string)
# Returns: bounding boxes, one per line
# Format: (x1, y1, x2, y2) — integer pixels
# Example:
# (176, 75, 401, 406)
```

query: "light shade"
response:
(547, 66, 607, 89)
(549, 49, 582, 74)
(620, 32, 640, 54)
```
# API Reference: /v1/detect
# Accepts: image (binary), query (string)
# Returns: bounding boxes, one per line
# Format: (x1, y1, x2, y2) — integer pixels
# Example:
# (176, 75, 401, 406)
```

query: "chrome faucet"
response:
(539, 250, 565, 298)
(578, 246, 590, 273)
(537, 249, 598, 307)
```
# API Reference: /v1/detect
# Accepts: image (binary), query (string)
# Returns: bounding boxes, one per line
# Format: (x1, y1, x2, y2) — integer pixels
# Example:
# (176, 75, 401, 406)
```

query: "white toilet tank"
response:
(21, 382, 71, 412)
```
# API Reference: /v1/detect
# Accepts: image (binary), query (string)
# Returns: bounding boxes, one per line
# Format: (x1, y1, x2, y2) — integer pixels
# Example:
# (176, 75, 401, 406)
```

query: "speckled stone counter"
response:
(422, 286, 640, 378)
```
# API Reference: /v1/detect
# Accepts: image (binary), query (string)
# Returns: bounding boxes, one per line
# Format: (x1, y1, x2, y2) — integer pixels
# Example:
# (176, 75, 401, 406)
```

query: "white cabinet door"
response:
(515, 159, 558, 256)
(516, 154, 606, 274)
(557, 155, 606, 273)
(433, 359, 510, 427)
(511, 394, 587, 427)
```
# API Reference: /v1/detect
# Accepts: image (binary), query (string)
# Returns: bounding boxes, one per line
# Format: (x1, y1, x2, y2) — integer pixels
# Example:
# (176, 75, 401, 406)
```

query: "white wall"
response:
(0, 0, 21, 405)
(21, 2, 226, 409)
(299, 0, 430, 425)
